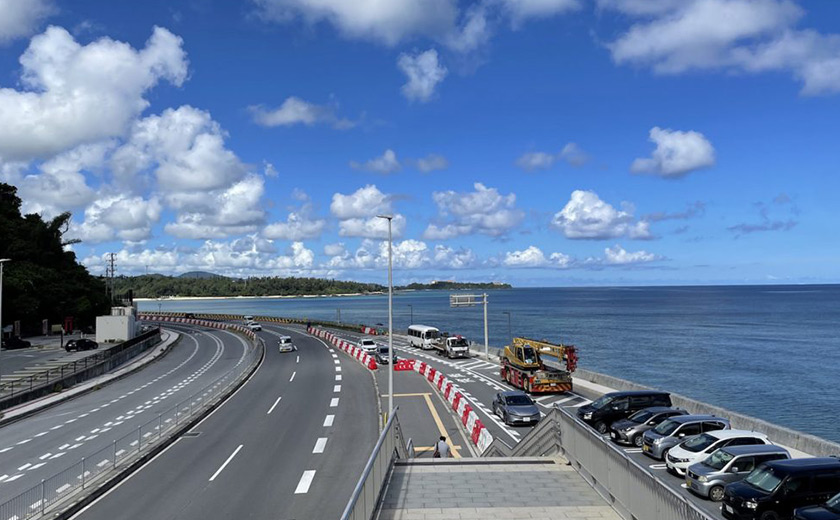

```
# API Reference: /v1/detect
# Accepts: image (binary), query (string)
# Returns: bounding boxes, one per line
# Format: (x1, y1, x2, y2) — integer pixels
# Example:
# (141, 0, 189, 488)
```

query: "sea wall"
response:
(574, 368, 840, 458)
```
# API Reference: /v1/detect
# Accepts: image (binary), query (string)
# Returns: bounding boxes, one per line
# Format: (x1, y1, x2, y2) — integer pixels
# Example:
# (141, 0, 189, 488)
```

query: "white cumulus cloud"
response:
(248, 96, 354, 129)
(410, 154, 449, 172)
(501, 0, 581, 25)
(263, 196, 326, 241)
(603, 244, 661, 265)
(72, 195, 162, 244)
(0, 26, 188, 162)
(631, 127, 715, 178)
(516, 152, 556, 171)
(350, 149, 402, 174)
(0, 0, 54, 43)
(552, 190, 651, 240)
(330, 185, 405, 239)
(424, 182, 524, 239)
(398, 49, 448, 102)
(503, 246, 572, 268)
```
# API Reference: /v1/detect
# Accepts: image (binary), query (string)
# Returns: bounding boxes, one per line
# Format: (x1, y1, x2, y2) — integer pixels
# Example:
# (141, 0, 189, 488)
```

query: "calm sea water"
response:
(138, 285, 840, 444)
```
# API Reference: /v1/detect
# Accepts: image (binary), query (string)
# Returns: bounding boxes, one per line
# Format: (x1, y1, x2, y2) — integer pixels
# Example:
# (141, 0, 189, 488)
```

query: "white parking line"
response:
(324, 415, 335, 427)
(267, 396, 282, 415)
(313, 438, 327, 454)
(289, 371, 296, 382)
(295, 470, 316, 494)
(209, 445, 243, 482)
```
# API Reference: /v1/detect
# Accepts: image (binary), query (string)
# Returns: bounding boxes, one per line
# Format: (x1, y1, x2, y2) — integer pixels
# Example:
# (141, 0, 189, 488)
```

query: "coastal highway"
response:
(71, 324, 378, 520)
(0, 326, 250, 499)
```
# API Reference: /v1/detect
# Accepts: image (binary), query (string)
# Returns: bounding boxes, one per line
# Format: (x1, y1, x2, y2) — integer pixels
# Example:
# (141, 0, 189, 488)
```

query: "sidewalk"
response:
(377, 458, 621, 520)
(0, 330, 179, 424)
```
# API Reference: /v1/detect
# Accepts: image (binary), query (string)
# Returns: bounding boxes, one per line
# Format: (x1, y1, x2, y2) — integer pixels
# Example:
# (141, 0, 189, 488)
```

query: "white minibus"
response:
(407, 325, 440, 350)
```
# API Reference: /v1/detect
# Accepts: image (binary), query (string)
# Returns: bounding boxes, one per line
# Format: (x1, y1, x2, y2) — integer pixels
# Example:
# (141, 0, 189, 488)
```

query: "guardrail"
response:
(340, 408, 408, 520)
(0, 332, 263, 520)
(0, 330, 162, 409)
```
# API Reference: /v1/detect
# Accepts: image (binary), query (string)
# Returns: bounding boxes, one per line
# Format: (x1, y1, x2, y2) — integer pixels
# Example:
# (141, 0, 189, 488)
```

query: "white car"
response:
(665, 429, 770, 476)
(358, 338, 377, 353)
(278, 336, 296, 353)
(248, 322, 262, 331)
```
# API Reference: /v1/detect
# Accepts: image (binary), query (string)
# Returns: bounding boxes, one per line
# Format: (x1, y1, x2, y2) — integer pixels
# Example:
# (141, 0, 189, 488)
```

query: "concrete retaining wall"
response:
(574, 368, 840, 458)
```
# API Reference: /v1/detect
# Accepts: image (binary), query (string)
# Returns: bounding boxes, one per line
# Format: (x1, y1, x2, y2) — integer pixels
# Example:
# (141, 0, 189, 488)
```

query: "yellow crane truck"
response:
(500, 337, 578, 394)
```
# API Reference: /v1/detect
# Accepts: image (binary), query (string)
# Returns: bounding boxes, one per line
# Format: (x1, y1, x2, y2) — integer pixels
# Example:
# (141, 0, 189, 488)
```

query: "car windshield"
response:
(653, 419, 680, 436)
(702, 449, 734, 470)
(744, 467, 782, 493)
(378, 346, 390, 354)
(825, 492, 840, 513)
(362, 340, 374, 345)
(280, 339, 290, 344)
(425, 330, 439, 340)
(451, 338, 468, 347)
(506, 395, 533, 406)
(682, 433, 716, 452)
(628, 410, 655, 424)
(590, 395, 613, 410)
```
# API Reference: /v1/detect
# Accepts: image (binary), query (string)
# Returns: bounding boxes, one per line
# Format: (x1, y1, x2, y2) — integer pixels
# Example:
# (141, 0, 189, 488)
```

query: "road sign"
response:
(450, 294, 479, 307)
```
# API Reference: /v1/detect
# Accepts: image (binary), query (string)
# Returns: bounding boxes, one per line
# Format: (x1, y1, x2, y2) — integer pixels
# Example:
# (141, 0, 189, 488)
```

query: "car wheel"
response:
(708, 485, 725, 502)
(759, 512, 780, 520)
(595, 422, 608, 434)
(633, 435, 644, 447)
(660, 449, 669, 461)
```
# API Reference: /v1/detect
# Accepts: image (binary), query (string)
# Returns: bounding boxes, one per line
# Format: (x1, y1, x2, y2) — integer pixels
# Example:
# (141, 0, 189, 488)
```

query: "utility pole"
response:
(105, 253, 117, 303)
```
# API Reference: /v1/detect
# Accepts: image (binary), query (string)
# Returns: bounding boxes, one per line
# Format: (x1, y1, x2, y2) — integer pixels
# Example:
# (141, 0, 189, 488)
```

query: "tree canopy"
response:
(0, 183, 111, 335)
(112, 275, 384, 298)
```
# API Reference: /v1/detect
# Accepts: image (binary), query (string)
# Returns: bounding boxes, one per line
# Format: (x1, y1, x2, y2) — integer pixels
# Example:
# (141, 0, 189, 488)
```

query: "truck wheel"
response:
(633, 435, 644, 447)
(595, 422, 608, 434)
(708, 485, 724, 502)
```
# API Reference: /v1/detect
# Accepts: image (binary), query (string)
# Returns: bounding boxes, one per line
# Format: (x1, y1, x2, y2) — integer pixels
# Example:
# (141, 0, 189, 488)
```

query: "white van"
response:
(407, 325, 440, 350)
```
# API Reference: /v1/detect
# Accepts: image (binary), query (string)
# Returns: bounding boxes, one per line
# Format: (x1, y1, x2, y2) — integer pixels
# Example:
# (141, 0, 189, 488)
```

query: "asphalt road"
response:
(0, 343, 71, 377)
(0, 326, 249, 500)
(72, 323, 378, 520)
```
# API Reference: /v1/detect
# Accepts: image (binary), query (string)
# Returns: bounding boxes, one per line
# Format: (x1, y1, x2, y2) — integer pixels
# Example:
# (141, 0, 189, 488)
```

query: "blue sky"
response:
(1, 0, 838, 286)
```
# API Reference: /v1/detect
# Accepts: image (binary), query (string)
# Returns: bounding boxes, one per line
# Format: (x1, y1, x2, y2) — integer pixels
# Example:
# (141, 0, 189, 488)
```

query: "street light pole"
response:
(0, 259, 11, 371)
(377, 215, 394, 420)
(503, 311, 511, 345)
(407, 304, 413, 325)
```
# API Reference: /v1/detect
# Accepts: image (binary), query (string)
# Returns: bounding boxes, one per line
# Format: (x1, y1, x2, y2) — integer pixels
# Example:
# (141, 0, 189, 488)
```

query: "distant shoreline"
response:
(135, 292, 382, 302)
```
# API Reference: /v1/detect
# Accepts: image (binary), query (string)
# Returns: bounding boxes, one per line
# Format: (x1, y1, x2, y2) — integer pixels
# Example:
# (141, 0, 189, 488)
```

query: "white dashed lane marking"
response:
(330, 398, 339, 407)
(295, 470, 316, 494)
(313, 438, 327, 454)
(323, 415, 335, 427)
(267, 396, 282, 415)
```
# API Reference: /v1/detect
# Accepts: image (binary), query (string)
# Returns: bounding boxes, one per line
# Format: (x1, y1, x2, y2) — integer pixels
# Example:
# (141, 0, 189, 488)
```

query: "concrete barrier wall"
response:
(574, 368, 840, 458)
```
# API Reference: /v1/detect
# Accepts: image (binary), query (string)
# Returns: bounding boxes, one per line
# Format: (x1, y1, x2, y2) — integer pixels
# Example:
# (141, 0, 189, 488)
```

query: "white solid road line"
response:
(295, 470, 316, 494)
(323, 415, 335, 427)
(313, 438, 327, 454)
(289, 371, 296, 382)
(267, 396, 282, 415)
(209, 444, 243, 481)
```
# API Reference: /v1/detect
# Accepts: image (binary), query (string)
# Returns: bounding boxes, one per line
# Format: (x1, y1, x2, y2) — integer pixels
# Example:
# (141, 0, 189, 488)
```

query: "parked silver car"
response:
(685, 444, 790, 502)
(642, 415, 730, 460)
(609, 406, 688, 447)
(493, 391, 541, 426)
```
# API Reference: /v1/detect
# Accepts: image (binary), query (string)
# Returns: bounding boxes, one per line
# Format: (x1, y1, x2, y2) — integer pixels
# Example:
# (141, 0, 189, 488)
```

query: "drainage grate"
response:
(182, 431, 201, 437)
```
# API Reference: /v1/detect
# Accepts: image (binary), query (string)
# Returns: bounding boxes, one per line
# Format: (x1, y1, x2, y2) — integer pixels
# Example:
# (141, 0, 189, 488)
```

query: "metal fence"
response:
(340, 409, 408, 520)
(0, 335, 263, 520)
(555, 406, 715, 520)
(0, 330, 162, 405)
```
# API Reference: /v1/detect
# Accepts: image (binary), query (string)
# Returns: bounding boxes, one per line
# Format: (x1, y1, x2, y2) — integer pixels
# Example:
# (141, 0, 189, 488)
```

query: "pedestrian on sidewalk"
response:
(432, 436, 450, 458)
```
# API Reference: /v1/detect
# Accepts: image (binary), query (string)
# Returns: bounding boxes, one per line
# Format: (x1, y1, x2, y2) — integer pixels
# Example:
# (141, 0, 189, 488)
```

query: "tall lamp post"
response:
(377, 215, 394, 420)
(0, 259, 10, 369)
(407, 304, 413, 325)
(503, 311, 512, 345)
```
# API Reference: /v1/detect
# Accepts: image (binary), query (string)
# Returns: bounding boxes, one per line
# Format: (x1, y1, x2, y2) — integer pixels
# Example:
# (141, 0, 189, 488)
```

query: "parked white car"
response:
(358, 338, 377, 353)
(665, 429, 770, 476)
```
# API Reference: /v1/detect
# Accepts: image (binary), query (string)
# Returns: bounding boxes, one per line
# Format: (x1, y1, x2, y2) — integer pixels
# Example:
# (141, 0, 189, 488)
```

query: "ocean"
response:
(138, 285, 840, 444)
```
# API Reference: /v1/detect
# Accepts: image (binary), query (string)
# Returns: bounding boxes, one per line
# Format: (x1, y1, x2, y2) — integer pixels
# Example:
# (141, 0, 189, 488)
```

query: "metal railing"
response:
(0, 334, 263, 520)
(0, 330, 162, 405)
(340, 408, 408, 520)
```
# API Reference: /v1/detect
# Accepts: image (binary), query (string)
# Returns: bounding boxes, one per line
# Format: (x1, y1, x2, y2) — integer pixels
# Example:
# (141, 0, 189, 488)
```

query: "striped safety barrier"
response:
(138, 314, 257, 341)
(412, 361, 494, 453)
(307, 327, 378, 371)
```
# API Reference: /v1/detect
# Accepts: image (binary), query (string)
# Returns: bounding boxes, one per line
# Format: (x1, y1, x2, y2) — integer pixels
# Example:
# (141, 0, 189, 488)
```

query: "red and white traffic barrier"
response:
(360, 326, 378, 335)
(307, 327, 378, 370)
(138, 314, 256, 341)
(413, 361, 494, 453)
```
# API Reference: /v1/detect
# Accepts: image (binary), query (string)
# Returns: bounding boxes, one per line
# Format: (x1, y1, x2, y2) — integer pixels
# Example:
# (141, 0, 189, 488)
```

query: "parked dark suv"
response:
(577, 390, 672, 434)
(609, 406, 688, 447)
(795, 491, 840, 520)
(722, 457, 840, 520)
(65, 338, 98, 351)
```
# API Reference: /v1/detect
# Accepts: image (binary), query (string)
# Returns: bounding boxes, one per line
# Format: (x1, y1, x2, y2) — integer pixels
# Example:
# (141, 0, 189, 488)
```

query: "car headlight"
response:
(583, 412, 592, 420)
(745, 500, 757, 510)
(697, 475, 708, 483)
(653, 437, 662, 444)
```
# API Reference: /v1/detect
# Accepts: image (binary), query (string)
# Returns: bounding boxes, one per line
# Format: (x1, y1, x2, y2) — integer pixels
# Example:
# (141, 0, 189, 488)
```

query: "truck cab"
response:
(440, 335, 470, 359)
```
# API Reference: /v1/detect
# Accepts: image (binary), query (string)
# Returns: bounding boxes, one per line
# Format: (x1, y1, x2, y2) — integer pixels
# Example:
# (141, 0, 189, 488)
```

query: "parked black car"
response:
(795, 491, 840, 520)
(65, 338, 98, 351)
(577, 390, 672, 434)
(609, 406, 688, 447)
(2, 336, 32, 350)
(722, 457, 840, 520)
(493, 390, 541, 426)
